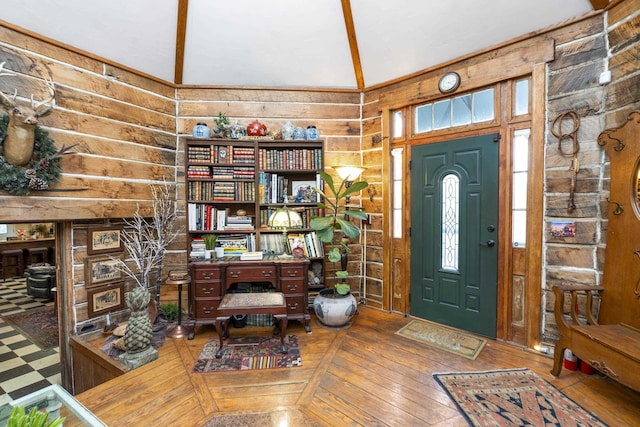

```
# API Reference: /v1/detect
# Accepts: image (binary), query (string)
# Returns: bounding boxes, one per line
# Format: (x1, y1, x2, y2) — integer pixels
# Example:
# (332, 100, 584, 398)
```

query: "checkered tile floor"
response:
(0, 277, 60, 406)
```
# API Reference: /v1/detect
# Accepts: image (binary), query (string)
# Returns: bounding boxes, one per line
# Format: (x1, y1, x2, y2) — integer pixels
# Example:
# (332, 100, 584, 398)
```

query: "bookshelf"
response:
(186, 138, 325, 298)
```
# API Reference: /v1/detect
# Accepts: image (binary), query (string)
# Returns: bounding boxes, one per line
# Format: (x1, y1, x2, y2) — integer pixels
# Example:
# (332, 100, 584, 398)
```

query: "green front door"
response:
(410, 134, 499, 338)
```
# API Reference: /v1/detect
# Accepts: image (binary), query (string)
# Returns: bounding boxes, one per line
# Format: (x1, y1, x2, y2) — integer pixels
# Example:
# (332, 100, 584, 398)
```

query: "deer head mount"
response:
(0, 62, 55, 166)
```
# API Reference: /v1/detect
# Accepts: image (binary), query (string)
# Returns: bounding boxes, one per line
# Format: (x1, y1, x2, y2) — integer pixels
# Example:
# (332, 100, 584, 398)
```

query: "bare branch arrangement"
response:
(112, 180, 180, 301)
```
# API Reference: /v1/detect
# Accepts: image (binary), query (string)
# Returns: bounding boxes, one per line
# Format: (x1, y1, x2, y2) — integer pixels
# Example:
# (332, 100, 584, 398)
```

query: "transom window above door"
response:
(414, 88, 495, 134)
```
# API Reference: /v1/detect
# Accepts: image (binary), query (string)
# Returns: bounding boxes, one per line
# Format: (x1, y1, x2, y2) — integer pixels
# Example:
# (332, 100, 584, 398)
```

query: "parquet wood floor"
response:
(75, 307, 640, 426)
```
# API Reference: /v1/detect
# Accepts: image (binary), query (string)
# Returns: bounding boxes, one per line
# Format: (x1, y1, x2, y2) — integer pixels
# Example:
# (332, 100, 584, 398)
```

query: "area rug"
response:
(192, 335, 301, 372)
(3, 307, 59, 349)
(395, 319, 487, 360)
(434, 368, 609, 427)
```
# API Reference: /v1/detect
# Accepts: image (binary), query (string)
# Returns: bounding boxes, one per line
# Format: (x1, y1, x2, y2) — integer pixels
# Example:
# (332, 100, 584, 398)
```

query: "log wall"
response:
(0, 23, 182, 340)
(542, 0, 640, 342)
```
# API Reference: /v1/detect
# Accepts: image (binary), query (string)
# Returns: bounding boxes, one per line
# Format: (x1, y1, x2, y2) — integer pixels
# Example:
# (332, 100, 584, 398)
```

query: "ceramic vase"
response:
(192, 122, 211, 138)
(293, 127, 306, 140)
(281, 121, 294, 140)
(313, 288, 358, 329)
(305, 125, 319, 140)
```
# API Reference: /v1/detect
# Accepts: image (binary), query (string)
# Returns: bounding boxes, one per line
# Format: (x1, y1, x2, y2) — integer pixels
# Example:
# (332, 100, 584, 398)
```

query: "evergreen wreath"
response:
(0, 115, 62, 195)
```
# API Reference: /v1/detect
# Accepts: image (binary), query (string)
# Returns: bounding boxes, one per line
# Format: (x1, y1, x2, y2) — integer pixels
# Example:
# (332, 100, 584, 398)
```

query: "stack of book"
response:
(225, 215, 254, 231)
(189, 237, 206, 258)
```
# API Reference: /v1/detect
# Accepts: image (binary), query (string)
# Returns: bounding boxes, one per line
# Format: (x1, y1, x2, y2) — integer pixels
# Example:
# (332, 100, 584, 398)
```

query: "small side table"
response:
(165, 271, 191, 339)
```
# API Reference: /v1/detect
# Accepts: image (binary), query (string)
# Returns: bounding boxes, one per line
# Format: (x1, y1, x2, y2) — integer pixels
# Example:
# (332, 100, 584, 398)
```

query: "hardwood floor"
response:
(75, 307, 640, 426)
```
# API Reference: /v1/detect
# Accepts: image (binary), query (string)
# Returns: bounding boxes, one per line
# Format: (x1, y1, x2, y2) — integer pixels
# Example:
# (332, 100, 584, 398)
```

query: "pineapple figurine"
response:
(119, 287, 158, 369)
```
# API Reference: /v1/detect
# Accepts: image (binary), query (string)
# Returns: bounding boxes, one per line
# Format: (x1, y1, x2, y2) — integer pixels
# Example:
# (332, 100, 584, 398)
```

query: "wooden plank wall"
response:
(0, 23, 181, 332)
(175, 88, 381, 302)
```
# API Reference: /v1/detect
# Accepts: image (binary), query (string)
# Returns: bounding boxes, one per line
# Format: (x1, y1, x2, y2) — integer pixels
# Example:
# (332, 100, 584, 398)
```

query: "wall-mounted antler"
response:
(0, 61, 56, 166)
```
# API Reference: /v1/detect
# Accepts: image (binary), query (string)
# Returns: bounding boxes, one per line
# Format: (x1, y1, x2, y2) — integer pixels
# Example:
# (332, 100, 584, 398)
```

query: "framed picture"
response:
(87, 282, 124, 318)
(291, 180, 318, 203)
(85, 254, 124, 288)
(87, 226, 124, 255)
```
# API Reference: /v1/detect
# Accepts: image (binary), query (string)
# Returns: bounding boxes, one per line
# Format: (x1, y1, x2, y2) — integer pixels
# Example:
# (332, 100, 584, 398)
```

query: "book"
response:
(240, 251, 264, 261)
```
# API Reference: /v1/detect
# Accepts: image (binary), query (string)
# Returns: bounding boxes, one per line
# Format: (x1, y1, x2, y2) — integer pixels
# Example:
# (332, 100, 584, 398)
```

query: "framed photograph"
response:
(85, 254, 124, 288)
(87, 282, 124, 318)
(291, 180, 318, 203)
(87, 226, 124, 255)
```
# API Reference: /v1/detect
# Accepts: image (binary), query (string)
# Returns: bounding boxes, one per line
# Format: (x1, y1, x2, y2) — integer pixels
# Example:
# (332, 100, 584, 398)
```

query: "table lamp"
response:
(268, 196, 303, 256)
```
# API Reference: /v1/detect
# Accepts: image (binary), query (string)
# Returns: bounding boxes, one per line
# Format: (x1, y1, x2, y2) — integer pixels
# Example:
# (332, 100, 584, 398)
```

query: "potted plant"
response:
(203, 234, 217, 260)
(6, 405, 64, 427)
(311, 168, 368, 329)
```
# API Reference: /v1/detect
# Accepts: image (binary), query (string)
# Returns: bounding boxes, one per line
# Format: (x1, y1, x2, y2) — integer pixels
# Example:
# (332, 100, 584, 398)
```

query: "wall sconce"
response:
(367, 184, 377, 201)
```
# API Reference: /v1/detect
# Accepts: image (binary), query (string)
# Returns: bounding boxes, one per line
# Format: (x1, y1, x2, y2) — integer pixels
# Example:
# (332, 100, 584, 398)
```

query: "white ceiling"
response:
(1, 0, 596, 89)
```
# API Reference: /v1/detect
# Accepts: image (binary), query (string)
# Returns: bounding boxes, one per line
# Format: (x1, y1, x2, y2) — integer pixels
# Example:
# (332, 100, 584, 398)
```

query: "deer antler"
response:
(0, 61, 18, 108)
(31, 78, 55, 115)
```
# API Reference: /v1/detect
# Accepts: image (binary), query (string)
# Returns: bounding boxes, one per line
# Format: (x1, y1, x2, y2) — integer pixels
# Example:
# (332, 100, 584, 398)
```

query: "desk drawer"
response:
(194, 299, 220, 318)
(193, 268, 220, 281)
(281, 280, 304, 294)
(280, 266, 306, 278)
(285, 295, 306, 315)
(226, 266, 276, 282)
(194, 282, 221, 297)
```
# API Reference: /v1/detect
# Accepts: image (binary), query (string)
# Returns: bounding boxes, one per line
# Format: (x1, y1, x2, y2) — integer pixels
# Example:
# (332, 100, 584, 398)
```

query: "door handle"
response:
(480, 240, 495, 247)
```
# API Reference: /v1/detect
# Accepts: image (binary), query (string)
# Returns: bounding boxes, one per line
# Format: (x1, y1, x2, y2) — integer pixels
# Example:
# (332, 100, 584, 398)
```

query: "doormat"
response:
(3, 307, 59, 349)
(192, 335, 301, 372)
(434, 368, 609, 427)
(395, 319, 486, 360)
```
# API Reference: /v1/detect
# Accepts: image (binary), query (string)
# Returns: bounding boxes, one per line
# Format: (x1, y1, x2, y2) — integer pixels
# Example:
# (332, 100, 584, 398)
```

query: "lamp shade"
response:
(335, 166, 364, 181)
(268, 207, 303, 229)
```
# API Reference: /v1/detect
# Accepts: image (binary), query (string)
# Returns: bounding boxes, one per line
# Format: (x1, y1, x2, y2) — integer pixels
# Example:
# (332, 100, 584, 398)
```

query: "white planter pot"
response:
(313, 288, 358, 329)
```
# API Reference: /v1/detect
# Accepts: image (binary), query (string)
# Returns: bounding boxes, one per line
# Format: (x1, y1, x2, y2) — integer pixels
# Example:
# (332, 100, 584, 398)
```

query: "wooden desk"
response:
(188, 257, 311, 338)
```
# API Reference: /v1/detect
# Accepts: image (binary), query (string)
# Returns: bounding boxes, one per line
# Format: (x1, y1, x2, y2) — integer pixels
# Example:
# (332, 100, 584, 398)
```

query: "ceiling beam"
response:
(174, 0, 189, 84)
(341, 0, 365, 90)
(589, 0, 610, 9)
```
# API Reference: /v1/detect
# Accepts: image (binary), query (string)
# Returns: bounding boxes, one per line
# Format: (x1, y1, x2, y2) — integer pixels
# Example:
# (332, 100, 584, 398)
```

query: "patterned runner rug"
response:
(192, 335, 301, 372)
(395, 319, 486, 360)
(434, 368, 609, 426)
(3, 306, 59, 349)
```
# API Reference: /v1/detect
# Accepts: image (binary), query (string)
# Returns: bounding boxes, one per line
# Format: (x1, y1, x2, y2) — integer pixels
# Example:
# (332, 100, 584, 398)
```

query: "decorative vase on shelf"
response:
(247, 119, 267, 137)
(281, 121, 294, 140)
(306, 125, 319, 140)
(293, 127, 306, 140)
(192, 122, 211, 138)
(230, 121, 246, 139)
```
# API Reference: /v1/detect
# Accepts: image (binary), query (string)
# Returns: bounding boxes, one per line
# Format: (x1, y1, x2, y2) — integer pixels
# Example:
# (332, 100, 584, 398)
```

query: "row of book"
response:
(188, 204, 256, 231)
(187, 145, 256, 164)
(187, 165, 256, 180)
(187, 182, 256, 202)
(258, 173, 322, 204)
(259, 231, 324, 258)
(258, 148, 323, 170)
(190, 231, 323, 259)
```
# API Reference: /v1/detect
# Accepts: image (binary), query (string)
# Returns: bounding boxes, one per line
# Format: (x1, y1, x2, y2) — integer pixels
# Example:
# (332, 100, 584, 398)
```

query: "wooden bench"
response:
(214, 292, 289, 358)
(550, 285, 640, 392)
